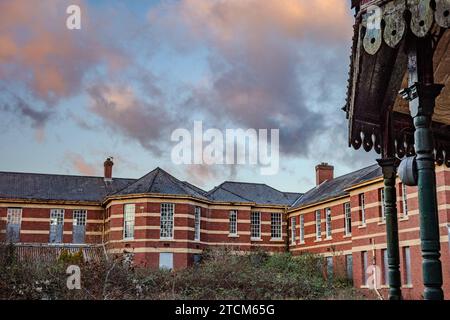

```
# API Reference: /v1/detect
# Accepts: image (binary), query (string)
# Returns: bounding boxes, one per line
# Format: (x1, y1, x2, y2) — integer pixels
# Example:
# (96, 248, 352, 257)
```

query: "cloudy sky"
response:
(0, 0, 377, 193)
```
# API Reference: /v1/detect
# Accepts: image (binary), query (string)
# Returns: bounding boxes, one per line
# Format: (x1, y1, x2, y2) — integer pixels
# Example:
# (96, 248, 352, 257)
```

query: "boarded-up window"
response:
(49, 209, 64, 244)
(159, 252, 173, 270)
(73, 209, 87, 244)
(6, 208, 22, 243)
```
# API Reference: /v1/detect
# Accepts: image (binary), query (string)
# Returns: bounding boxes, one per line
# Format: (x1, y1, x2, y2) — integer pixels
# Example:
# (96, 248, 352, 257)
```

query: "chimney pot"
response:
(104, 157, 114, 181)
(315, 162, 334, 186)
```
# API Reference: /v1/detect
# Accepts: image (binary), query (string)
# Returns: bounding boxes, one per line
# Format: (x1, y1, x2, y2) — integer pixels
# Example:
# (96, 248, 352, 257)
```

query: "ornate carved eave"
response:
(345, 0, 450, 167)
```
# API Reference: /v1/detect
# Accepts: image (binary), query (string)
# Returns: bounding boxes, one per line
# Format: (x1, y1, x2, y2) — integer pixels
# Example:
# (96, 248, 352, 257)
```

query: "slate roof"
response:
(112, 167, 209, 200)
(207, 181, 303, 206)
(0, 171, 135, 203)
(291, 164, 382, 208)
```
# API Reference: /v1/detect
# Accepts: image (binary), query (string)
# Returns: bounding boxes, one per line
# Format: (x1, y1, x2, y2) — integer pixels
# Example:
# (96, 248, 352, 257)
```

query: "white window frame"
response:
(380, 188, 386, 221)
(270, 213, 282, 240)
(159, 252, 174, 270)
(359, 193, 366, 226)
(160, 203, 174, 240)
(325, 208, 332, 239)
(73, 209, 87, 226)
(299, 215, 305, 243)
(250, 211, 261, 240)
(194, 206, 201, 241)
(401, 183, 408, 217)
(6, 208, 22, 242)
(229, 210, 238, 236)
(49, 208, 65, 243)
(315, 210, 322, 240)
(344, 202, 352, 236)
(290, 216, 296, 244)
(123, 204, 135, 240)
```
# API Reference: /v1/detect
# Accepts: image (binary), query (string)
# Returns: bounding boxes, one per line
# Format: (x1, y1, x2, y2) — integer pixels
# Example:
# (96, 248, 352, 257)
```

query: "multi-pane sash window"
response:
(401, 183, 408, 217)
(49, 209, 64, 243)
(380, 188, 386, 221)
(123, 204, 135, 239)
(344, 202, 352, 236)
(160, 203, 174, 239)
(73, 209, 87, 244)
(290, 216, 296, 244)
(325, 208, 332, 239)
(299, 215, 305, 243)
(271, 213, 282, 239)
(6, 208, 22, 243)
(250, 211, 261, 239)
(315, 210, 322, 240)
(194, 207, 201, 241)
(359, 193, 366, 226)
(229, 210, 238, 236)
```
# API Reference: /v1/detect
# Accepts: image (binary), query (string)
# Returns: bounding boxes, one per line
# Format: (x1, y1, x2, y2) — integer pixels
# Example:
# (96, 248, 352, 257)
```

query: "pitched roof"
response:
(207, 181, 302, 206)
(0, 171, 135, 203)
(112, 167, 208, 200)
(291, 164, 382, 208)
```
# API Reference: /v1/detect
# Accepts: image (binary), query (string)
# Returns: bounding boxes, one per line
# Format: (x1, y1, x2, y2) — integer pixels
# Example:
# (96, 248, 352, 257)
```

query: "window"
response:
(325, 208, 332, 239)
(344, 202, 352, 236)
(362, 251, 368, 286)
(401, 183, 408, 217)
(359, 193, 366, 226)
(49, 209, 64, 244)
(382, 249, 389, 285)
(346, 254, 353, 281)
(159, 252, 173, 270)
(299, 215, 305, 243)
(123, 204, 135, 239)
(315, 210, 322, 240)
(251, 211, 261, 239)
(194, 207, 201, 241)
(160, 203, 174, 239)
(6, 208, 22, 243)
(229, 210, 238, 236)
(380, 188, 386, 221)
(403, 247, 412, 285)
(326, 256, 333, 279)
(271, 213, 282, 239)
(290, 216, 296, 244)
(73, 209, 87, 244)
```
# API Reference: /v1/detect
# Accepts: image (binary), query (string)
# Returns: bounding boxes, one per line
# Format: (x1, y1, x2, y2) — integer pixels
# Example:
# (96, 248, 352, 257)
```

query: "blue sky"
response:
(0, 0, 377, 193)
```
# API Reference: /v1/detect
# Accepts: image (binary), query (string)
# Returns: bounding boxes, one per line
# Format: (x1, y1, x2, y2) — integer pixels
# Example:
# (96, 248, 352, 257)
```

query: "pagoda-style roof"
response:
(344, 0, 450, 166)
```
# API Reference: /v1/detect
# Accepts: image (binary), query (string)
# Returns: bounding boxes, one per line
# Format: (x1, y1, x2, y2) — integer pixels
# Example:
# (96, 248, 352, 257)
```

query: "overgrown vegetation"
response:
(0, 244, 364, 300)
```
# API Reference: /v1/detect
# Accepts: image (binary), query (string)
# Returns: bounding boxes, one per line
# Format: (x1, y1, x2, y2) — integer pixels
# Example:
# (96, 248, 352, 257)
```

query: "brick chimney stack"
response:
(315, 162, 334, 186)
(104, 157, 114, 182)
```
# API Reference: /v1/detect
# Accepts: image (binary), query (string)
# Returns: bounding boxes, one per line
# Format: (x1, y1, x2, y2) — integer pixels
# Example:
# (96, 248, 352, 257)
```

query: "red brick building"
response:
(1, 159, 449, 299)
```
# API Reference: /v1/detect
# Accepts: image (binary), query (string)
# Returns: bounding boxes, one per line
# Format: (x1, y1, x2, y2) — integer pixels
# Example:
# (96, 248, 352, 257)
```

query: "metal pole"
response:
(402, 35, 444, 300)
(377, 158, 402, 300)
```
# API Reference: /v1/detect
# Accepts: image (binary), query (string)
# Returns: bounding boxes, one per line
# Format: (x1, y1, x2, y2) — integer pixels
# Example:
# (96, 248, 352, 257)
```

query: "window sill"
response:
(270, 238, 283, 242)
(160, 237, 174, 241)
(314, 239, 322, 242)
(251, 238, 263, 242)
(325, 237, 333, 241)
(358, 224, 367, 229)
(402, 284, 413, 289)
(228, 234, 239, 238)
(343, 234, 352, 238)
(298, 241, 305, 245)
(399, 216, 409, 221)
(378, 221, 386, 225)
(123, 238, 134, 241)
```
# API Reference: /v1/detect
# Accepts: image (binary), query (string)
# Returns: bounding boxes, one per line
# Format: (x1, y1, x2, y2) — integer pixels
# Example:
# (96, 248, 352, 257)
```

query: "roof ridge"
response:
(218, 185, 254, 203)
(146, 167, 161, 193)
(0, 171, 135, 180)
